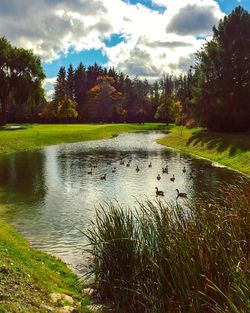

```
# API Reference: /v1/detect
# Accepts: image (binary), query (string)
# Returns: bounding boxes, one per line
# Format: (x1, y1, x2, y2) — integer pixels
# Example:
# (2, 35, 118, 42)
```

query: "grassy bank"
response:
(0, 123, 165, 155)
(158, 126, 250, 176)
(87, 185, 250, 313)
(0, 219, 91, 312)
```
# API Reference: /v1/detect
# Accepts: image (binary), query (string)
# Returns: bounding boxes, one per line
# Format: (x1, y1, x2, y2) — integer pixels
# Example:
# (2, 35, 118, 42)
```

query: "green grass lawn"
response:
(158, 125, 250, 176)
(0, 123, 166, 155)
(0, 220, 90, 313)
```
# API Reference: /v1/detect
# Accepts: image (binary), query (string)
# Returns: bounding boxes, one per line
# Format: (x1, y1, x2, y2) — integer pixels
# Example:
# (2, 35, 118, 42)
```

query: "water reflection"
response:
(0, 132, 249, 274)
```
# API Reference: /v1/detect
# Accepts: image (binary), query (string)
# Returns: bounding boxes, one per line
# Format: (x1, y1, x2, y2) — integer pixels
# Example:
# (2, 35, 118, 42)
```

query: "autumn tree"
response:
(39, 101, 56, 120)
(86, 76, 124, 122)
(57, 96, 78, 119)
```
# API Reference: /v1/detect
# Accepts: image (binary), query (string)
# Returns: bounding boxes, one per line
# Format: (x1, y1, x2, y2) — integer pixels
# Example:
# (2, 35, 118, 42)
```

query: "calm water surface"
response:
(0, 132, 249, 274)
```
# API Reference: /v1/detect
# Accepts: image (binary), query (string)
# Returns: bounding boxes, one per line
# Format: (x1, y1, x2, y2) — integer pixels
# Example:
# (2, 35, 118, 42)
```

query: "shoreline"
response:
(157, 125, 250, 177)
(157, 140, 250, 179)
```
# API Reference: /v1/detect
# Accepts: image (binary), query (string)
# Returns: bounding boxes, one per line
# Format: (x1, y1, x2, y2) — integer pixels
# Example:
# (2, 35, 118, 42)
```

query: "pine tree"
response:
(53, 67, 67, 104)
(66, 64, 74, 100)
(192, 6, 250, 131)
(74, 62, 87, 120)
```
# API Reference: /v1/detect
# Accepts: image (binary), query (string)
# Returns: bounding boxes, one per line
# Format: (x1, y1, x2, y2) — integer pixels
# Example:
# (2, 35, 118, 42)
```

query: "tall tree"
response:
(66, 64, 74, 100)
(192, 6, 250, 131)
(74, 62, 87, 120)
(0, 37, 45, 125)
(53, 66, 67, 104)
(86, 76, 124, 122)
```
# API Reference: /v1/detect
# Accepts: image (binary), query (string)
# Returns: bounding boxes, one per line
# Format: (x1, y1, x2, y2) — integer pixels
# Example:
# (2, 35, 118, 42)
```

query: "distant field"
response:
(0, 123, 166, 155)
(158, 125, 250, 176)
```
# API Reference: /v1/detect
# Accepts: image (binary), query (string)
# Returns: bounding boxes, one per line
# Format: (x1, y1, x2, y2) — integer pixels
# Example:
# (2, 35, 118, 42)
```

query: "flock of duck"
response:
(87, 157, 192, 200)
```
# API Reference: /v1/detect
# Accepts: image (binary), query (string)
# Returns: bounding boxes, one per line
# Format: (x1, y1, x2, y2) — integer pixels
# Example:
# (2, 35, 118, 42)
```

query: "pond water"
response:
(0, 131, 249, 274)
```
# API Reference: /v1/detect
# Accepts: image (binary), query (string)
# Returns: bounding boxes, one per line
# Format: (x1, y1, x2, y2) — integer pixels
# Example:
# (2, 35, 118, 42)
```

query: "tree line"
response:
(1, 6, 250, 132)
(40, 62, 193, 124)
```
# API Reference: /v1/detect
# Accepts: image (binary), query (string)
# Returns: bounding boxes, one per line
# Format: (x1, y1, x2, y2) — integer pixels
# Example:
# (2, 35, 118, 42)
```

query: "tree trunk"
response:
(0, 101, 6, 126)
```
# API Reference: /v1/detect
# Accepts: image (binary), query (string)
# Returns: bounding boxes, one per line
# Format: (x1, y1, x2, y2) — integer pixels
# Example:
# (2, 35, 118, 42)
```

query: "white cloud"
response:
(0, 0, 225, 80)
(103, 0, 223, 78)
(43, 77, 57, 100)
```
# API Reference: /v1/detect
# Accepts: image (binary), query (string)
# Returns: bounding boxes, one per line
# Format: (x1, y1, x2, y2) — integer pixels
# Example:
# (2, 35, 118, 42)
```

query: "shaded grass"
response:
(0, 219, 88, 312)
(86, 184, 250, 312)
(0, 123, 166, 155)
(157, 126, 250, 176)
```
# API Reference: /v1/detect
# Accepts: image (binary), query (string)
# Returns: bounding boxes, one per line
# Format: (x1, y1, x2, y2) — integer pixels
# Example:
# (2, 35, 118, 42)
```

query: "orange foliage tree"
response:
(86, 76, 126, 122)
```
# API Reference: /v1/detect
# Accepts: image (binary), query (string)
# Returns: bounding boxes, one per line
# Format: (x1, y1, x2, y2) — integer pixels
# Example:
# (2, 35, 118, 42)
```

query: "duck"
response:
(162, 167, 168, 174)
(120, 160, 125, 165)
(155, 187, 164, 196)
(182, 167, 186, 173)
(170, 174, 175, 182)
(112, 167, 116, 173)
(100, 174, 106, 180)
(148, 162, 152, 168)
(157, 174, 161, 180)
(87, 168, 92, 175)
(176, 189, 187, 199)
(126, 163, 130, 167)
(136, 165, 140, 172)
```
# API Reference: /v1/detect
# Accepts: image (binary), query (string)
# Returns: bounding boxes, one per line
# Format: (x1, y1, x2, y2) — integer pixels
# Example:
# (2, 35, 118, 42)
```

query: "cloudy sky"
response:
(1, 0, 249, 96)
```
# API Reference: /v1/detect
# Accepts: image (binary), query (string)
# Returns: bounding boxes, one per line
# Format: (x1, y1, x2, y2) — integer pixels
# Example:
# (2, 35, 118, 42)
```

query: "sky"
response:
(0, 0, 249, 97)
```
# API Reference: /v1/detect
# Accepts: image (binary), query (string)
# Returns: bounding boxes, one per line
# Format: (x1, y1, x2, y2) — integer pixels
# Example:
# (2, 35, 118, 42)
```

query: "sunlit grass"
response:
(0, 123, 166, 155)
(158, 126, 250, 176)
(0, 219, 91, 312)
(86, 184, 250, 312)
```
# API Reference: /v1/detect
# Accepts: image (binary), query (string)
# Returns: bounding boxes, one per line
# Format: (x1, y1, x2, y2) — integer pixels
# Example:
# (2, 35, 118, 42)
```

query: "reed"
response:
(86, 184, 250, 312)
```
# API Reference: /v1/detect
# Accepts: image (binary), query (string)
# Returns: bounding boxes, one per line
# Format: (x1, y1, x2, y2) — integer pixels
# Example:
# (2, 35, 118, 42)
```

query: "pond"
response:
(0, 131, 249, 274)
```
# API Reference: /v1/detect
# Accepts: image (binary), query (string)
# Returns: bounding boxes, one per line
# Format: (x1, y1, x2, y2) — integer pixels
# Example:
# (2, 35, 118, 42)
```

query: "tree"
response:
(39, 101, 56, 120)
(0, 37, 45, 125)
(86, 76, 124, 122)
(74, 62, 87, 120)
(53, 66, 67, 104)
(66, 64, 74, 100)
(192, 6, 250, 131)
(57, 96, 78, 119)
(168, 98, 183, 124)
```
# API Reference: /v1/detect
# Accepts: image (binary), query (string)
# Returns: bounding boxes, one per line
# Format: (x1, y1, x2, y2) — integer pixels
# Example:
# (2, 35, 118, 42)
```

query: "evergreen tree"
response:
(66, 64, 74, 100)
(192, 6, 250, 131)
(74, 62, 87, 120)
(53, 66, 67, 104)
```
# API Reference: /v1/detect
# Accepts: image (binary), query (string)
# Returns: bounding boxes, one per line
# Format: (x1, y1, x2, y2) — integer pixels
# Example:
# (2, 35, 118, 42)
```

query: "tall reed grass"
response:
(85, 184, 250, 313)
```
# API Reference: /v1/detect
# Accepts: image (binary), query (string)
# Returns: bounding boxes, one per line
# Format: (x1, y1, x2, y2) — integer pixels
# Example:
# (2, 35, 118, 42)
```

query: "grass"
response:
(157, 126, 250, 176)
(0, 218, 90, 312)
(86, 184, 250, 313)
(0, 123, 166, 155)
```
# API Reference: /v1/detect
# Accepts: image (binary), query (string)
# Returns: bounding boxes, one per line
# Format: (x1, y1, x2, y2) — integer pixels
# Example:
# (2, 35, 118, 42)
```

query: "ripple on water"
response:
(0, 131, 249, 275)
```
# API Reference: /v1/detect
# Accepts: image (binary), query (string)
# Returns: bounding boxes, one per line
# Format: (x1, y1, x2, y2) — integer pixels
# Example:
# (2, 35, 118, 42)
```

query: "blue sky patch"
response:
(104, 33, 126, 48)
(43, 48, 109, 77)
